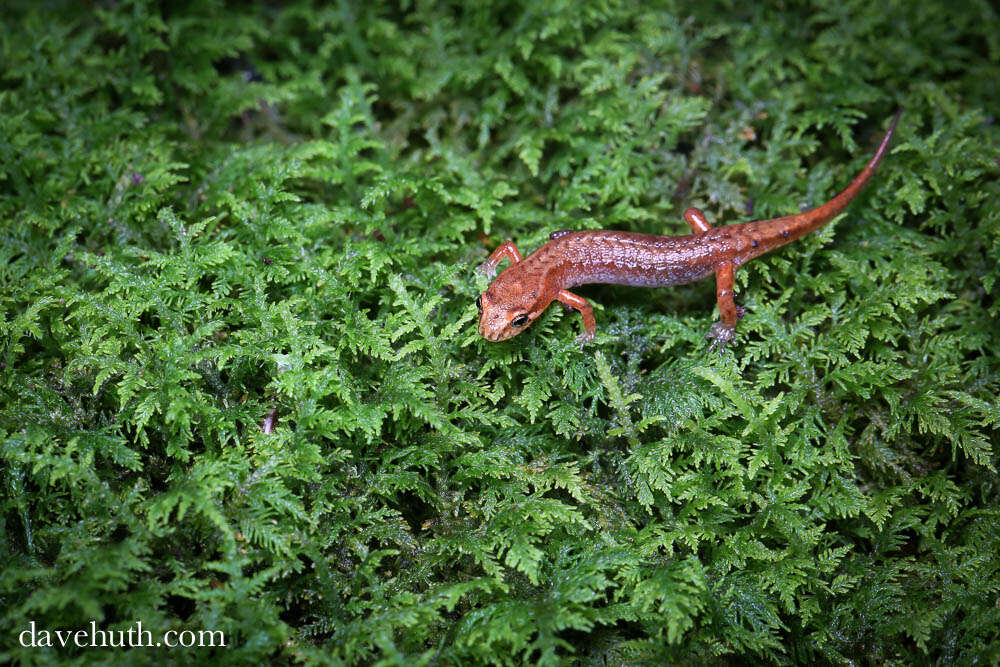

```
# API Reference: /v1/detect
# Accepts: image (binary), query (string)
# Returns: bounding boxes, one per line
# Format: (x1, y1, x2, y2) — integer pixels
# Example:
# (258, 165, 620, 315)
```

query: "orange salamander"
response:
(476, 110, 901, 348)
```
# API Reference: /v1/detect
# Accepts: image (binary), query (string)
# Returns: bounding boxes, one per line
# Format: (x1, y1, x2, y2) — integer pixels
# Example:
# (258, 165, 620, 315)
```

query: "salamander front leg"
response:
(477, 240, 523, 277)
(556, 289, 596, 345)
(683, 207, 712, 234)
(707, 261, 745, 351)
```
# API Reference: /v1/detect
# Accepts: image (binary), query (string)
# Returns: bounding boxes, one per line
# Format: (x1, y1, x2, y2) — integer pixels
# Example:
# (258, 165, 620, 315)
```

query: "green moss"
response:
(2, 0, 998, 664)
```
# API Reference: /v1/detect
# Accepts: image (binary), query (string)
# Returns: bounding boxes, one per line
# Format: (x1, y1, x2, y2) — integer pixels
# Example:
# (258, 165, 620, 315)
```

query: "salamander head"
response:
(477, 277, 547, 342)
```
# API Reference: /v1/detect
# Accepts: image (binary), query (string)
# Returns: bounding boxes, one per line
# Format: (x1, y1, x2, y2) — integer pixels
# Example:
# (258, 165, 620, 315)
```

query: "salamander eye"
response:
(476, 295, 482, 314)
(510, 314, 529, 327)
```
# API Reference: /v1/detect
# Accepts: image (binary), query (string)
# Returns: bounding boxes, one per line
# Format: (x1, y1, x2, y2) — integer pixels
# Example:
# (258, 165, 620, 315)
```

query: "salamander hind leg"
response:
(556, 290, 596, 346)
(707, 262, 745, 351)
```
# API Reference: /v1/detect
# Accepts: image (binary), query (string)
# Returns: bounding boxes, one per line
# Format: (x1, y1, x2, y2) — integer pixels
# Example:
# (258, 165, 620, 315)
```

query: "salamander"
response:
(476, 110, 901, 348)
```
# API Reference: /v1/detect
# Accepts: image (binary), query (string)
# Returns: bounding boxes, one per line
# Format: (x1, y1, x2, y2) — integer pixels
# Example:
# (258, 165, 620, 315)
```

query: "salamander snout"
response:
(476, 290, 536, 341)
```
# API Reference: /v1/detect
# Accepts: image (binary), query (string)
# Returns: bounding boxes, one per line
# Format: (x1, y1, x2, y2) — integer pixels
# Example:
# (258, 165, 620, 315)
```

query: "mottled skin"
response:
(477, 111, 901, 348)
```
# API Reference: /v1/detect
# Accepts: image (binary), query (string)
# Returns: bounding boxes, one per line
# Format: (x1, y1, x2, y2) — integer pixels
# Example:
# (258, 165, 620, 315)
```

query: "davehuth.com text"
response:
(18, 621, 226, 649)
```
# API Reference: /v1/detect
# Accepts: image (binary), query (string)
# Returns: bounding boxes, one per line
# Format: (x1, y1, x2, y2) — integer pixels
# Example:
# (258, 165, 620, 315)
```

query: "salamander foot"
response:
(706, 321, 736, 352)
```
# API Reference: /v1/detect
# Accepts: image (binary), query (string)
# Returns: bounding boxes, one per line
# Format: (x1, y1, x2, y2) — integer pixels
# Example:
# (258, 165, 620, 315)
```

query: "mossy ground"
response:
(2, 1, 999, 664)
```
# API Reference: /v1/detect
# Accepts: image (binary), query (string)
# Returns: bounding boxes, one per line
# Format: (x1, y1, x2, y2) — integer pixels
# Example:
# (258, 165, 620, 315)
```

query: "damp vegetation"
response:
(2, 0, 999, 664)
